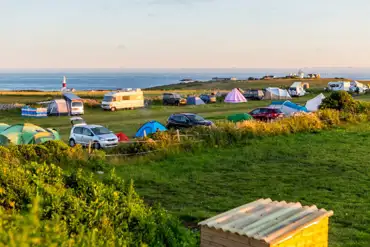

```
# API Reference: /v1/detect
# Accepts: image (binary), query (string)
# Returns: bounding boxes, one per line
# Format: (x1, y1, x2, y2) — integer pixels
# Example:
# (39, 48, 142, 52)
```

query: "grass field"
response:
(0, 95, 316, 140)
(114, 124, 370, 247)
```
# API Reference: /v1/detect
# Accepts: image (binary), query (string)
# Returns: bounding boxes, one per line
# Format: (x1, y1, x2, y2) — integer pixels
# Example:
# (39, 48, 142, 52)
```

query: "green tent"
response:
(0, 123, 60, 145)
(0, 123, 10, 133)
(227, 113, 254, 123)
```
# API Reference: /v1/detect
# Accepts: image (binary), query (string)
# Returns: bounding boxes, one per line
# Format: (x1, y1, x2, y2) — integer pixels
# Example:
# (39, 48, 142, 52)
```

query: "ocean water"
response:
(0, 69, 369, 91)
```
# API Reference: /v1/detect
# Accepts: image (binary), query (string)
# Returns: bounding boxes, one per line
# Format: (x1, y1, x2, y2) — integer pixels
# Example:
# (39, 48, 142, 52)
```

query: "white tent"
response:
(47, 99, 69, 116)
(264, 87, 291, 100)
(305, 93, 325, 112)
(224, 88, 247, 103)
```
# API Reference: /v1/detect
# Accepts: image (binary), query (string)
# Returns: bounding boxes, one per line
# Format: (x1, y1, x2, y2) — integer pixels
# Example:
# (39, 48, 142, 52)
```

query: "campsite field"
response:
(0, 94, 315, 140)
(114, 124, 370, 247)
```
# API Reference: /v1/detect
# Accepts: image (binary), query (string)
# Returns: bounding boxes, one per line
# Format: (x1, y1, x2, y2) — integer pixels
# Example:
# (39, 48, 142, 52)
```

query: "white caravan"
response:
(288, 82, 306, 97)
(349, 80, 368, 93)
(101, 89, 144, 111)
(327, 81, 351, 92)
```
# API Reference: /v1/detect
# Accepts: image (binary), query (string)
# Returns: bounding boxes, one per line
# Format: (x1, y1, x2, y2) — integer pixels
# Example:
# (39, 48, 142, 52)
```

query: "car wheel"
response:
(93, 142, 101, 149)
(111, 107, 116, 112)
(69, 139, 76, 147)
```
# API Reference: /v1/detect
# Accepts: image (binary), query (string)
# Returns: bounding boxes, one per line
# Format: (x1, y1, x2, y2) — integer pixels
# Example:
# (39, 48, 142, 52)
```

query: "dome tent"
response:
(269, 101, 308, 116)
(227, 113, 253, 123)
(187, 96, 205, 105)
(135, 121, 167, 138)
(0, 123, 60, 145)
(224, 88, 247, 103)
(264, 87, 291, 100)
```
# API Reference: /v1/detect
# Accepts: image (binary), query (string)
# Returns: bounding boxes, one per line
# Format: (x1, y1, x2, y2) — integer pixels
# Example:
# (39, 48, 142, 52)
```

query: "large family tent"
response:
(47, 99, 69, 116)
(269, 101, 308, 116)
(305, 93, 325, 112)
(187, 96, 205, 105)
(0, 123, 60, 145)
(264, 87, 291, 100)
(135, 121, 167, 138)
(227, 113, 253, 123)
(0, 123, 10, 133)
(224, 88, 247, 103)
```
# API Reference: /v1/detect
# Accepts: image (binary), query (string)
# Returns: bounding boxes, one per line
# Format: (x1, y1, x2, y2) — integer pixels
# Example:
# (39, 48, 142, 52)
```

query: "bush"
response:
(317, 109, 341, 127)
(320, 91, 364, 113)
(0, 160, 197, 246)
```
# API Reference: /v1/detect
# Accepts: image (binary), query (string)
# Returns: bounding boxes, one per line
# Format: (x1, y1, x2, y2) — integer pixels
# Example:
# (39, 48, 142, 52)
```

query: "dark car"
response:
(166, 113, 213, 129)
(162, 93, 187, 106)
(243, 89, 264, 100)
(249, 107, 284, 121)
(200, 94, 217, 104)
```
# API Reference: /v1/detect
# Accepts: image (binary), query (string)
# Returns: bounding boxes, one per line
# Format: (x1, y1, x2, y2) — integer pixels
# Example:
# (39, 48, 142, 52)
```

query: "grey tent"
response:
(47, 99, 69, 116)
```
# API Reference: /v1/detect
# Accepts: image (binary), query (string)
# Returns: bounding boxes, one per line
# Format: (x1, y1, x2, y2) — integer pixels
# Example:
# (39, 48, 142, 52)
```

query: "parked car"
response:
(200, 94, 217, 104)
(249, 107, 284, 121)
(243, 89, 264, 100)
(162, 93, 187, 106)
(69, 123, 118, 149)
(166, 113, 213, 129)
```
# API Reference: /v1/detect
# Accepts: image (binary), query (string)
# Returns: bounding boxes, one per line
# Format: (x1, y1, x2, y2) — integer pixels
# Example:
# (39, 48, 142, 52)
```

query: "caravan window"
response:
(103, 96, 114, 102)
(72, 102, 83, 107)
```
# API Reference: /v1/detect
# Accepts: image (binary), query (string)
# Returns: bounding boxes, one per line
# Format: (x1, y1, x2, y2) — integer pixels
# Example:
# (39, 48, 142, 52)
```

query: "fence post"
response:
(88, 141, 92, 154)
(144, 130, 147, 137)
(176, 129, 180, 142)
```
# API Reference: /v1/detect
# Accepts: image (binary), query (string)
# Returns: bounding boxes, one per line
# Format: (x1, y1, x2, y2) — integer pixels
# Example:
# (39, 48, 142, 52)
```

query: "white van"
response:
(327, 81, 351, 92)
(101, 89, 144, 111)
(288, 82, 306, 97)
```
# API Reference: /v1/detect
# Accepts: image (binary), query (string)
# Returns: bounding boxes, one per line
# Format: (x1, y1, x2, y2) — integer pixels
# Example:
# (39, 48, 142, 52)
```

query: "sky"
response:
(1, 0, 370, 69)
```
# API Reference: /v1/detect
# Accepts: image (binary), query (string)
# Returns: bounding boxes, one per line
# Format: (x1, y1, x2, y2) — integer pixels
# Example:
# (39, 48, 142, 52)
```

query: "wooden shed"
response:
(199, 198, 333, 247)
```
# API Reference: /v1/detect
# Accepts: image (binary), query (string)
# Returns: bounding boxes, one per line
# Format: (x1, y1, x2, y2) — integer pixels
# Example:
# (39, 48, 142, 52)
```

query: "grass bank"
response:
(114, 124, 370, 247)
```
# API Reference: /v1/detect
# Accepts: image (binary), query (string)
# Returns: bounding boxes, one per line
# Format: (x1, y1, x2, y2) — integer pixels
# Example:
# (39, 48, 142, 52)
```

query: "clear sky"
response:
(1, 0, 370, 69)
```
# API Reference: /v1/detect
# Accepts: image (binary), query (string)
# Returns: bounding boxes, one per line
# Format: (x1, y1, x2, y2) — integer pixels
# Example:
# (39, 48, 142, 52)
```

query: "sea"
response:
(0, 68, 370, 91)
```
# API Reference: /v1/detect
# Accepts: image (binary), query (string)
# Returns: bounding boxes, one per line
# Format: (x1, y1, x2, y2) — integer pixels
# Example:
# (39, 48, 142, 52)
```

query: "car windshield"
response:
(72, 102, 83, 107)
(103, 96, 113, 102)
(91, 127, 111, 135)
(186, 114, 205, 122)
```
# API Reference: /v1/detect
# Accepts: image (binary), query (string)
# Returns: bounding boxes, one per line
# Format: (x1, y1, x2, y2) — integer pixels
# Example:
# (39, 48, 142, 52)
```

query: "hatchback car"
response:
(166, 113, 213, 129)
(162, 93, 187, 106)
(249, 108, 284, 121)
(69, 124, 118, 149)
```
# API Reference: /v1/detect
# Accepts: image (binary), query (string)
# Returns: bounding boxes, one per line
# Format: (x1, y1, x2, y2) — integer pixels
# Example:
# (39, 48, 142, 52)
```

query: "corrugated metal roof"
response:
(199, 198, 333, 245)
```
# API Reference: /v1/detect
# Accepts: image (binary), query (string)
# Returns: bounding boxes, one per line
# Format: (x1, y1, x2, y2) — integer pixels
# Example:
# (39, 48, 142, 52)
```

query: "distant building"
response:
(307, 73, 321, 79)
(298, 69, 305, 79)
(211, 77, 237, 81)
(180, 78, 194, 83)
(261, 75, 275, 80)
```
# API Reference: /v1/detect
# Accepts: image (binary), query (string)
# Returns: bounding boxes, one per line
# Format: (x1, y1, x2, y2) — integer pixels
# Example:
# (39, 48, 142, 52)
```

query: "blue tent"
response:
(135, 121, 167, 138)
(269, 101, 308, 116)
(187, 96, 205, 105)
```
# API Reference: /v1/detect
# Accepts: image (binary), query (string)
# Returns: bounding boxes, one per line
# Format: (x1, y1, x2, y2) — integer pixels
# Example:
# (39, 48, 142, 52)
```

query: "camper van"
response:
(327, 81, 351, 92)
(288, 82, 306, 97)
(63, 93, 84, 115)
(101, 89, 144, 111)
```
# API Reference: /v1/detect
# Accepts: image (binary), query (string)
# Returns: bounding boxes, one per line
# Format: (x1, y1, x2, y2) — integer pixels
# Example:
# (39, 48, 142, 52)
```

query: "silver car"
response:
(69, 124, 118, 149)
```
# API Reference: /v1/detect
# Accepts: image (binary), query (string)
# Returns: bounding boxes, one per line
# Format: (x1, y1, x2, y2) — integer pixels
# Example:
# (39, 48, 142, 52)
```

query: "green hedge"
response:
(0, 160, 197, 246)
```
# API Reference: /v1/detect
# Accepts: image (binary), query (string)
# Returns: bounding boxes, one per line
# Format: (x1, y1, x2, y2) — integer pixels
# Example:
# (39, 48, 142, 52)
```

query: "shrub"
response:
(0, 160, 197, 246)
(317, 109, 341, 127)
(320, 91, 364, 113)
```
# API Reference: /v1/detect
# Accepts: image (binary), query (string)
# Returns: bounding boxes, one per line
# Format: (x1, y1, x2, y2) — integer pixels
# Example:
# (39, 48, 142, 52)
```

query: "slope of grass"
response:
(114, 124, 370, 247)
(148, 78, 370, 91)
